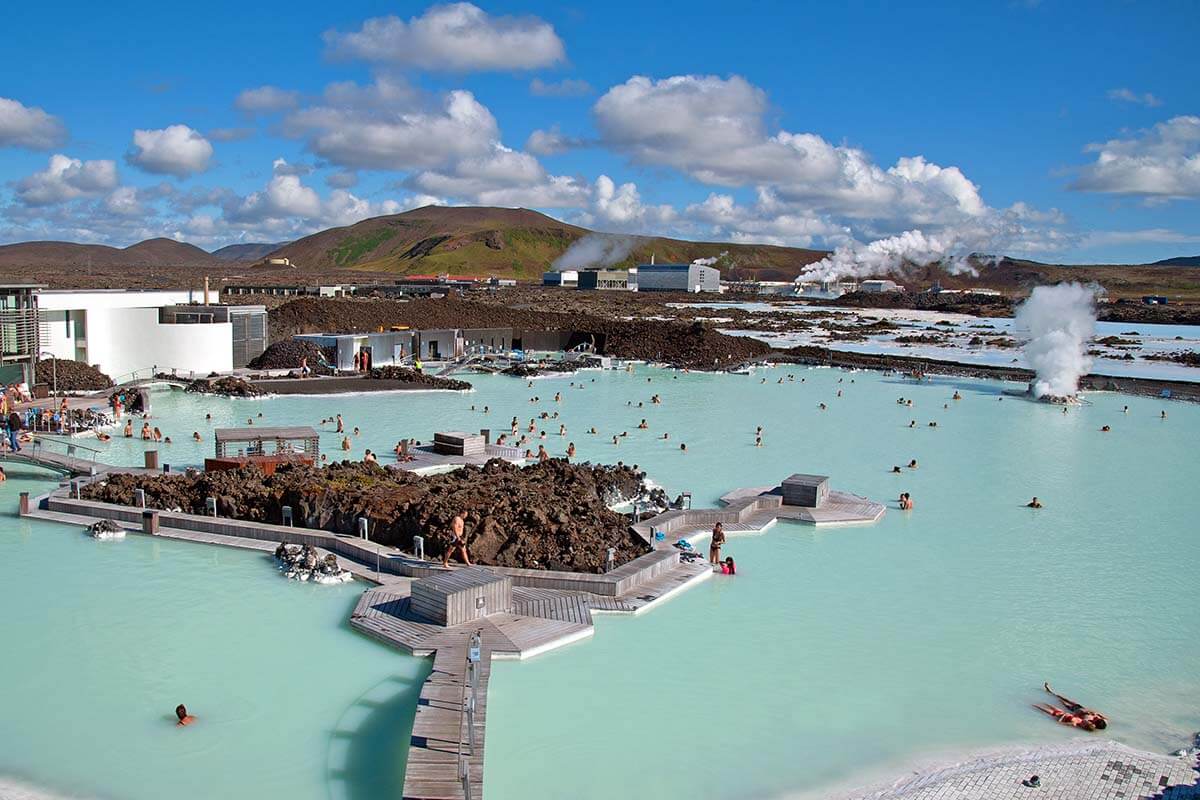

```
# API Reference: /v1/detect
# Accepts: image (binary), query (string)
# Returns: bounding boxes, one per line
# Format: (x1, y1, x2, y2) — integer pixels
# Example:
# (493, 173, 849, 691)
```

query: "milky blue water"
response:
(3, 366, 1198, 799)
(0, 469, 427, 800)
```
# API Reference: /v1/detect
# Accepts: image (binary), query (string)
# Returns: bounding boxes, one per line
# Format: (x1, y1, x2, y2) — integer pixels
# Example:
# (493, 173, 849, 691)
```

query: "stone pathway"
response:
(853, 743, 1199, 800)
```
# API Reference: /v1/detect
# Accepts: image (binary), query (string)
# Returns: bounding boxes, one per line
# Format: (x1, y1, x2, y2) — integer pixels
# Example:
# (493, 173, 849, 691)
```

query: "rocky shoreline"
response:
(769, 345, 1200, 402)
(80, 459, 650, 572)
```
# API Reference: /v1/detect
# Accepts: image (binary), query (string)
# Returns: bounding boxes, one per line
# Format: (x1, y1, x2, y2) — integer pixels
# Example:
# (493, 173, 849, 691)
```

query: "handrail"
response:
(29, 434, 104, 460)
(457, 629, 483, 800)
(109, 366, 198, 386)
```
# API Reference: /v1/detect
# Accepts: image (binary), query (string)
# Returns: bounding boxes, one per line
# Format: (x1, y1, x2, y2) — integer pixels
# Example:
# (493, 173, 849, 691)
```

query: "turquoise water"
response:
(0, 469, 427, 800)
(4, 367, 1199, 799)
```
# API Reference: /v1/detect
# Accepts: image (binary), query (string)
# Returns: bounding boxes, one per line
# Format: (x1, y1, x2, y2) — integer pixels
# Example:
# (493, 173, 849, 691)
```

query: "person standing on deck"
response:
(709, 522, 726, 565)
(6, 410, 23, 452)
(443, 513, 471, 568)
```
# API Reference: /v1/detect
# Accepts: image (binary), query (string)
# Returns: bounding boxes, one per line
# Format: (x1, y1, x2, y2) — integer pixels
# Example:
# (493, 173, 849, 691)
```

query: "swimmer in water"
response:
(680, 443, 687, 452)
(566, 442, 576, 458)
(175, 704, 196, 727)
(1032, 703, 1096, 731)
(908, 459, 918, 469)
(1101, 425, 1111, 432)
(1027, 497, 1043, 509)
(1043, 683, 1107, 729)
(891, 466, 901, 474)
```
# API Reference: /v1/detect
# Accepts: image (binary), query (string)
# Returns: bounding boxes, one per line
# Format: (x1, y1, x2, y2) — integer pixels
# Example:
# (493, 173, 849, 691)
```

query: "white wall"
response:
(36, 290, 229, 378)
(82, 307, 232, 379)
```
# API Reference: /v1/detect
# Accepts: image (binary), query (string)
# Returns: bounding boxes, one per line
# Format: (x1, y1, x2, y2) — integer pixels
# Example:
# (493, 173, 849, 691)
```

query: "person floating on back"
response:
(1032, 702, 1095, 731)
(1044, 683, 1107, 729)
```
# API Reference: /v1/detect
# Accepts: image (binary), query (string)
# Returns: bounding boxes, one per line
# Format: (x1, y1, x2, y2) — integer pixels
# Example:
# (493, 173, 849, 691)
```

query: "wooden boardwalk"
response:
(0, 447, 104, 476)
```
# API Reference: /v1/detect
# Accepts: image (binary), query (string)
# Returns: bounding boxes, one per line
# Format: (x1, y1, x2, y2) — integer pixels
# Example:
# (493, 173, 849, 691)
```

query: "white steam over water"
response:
(551, 233, 640, 271)
(797, 230, 982, 283)
(1015, 283, 1098, 398)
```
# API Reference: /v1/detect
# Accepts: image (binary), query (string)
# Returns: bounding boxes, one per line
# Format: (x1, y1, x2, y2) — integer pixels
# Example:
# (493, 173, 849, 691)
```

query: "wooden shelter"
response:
(205, 426, 320, 475)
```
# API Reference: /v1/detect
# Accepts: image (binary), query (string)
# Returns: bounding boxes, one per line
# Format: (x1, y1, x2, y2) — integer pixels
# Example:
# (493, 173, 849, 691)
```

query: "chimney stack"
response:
(203, 276, 210, 305)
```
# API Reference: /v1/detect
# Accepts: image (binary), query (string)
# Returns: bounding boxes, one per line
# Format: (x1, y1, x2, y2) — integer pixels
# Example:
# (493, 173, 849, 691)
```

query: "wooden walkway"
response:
(0, 447, 104, 476)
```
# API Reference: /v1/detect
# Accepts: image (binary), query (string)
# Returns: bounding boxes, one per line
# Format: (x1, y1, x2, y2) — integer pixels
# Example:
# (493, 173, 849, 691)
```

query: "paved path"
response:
(850, 743, 1199, 800)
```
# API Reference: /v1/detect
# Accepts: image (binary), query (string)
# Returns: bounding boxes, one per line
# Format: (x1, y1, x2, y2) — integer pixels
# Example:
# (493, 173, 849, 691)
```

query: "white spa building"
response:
(37, 289, 267, 379)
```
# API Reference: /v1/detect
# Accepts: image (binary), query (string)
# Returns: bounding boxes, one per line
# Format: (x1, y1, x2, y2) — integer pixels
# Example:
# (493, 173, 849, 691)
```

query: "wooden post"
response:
(144, 450, 159, 470)
(18, 492, 30, 516)
(480, 429, 490, 444)
(400, 440, 409, 456)
(142, 509, 159, 535)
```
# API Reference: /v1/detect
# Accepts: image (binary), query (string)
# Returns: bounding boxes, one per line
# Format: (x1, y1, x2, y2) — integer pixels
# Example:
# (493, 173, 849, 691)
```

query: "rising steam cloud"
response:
(797, 230, 982, 284)
(551, 233, 640, 271)
(691, 251, 728, 267)
(1014, 283, 1097, 398)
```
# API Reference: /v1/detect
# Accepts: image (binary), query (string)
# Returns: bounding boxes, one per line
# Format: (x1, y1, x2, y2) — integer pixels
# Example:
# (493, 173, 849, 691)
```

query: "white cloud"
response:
(15, 154, 119, 206)
(235, 85, 300, 114)
(408, 144, 591, 208)
(127, 124, 214, 178)
(326, 170, 359, 189)
(530, 78, 593, 97)
(1107, 88, 1162, 108)
(224, 158, 410, 235)
(284, 78, 498, 170)
(1071, 115, 1200, 199)
(324, 3, 564, 72)
(584, 175, 675, 230)
(103, 186, 146, 217)
(593, 75, 988, 226)
(0, 97, 66, 150)
(525, 125, 587, 156)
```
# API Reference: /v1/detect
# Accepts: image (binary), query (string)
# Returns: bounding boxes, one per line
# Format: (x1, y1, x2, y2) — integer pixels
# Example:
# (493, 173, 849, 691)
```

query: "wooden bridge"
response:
(0, 437, 105, 476)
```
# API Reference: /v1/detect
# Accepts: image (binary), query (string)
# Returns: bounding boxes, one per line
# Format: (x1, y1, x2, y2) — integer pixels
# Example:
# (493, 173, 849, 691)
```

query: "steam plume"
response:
(797, 230, 980, 284)
(551, 233, 640, 271)
(1014, 283, 1097, 398)
(691, 251, 728, 267)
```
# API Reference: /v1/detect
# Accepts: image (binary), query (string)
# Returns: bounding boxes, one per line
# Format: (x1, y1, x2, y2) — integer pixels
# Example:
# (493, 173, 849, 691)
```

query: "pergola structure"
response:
(206, 426, 320, 474)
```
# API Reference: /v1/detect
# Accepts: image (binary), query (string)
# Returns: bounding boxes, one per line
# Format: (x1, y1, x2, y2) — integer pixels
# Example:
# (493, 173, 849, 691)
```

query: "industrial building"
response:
(859, 279, 905, 293)
(577, 268, 634, 291)
(636, 263, 721, 293)
(541, 270, 579, 288)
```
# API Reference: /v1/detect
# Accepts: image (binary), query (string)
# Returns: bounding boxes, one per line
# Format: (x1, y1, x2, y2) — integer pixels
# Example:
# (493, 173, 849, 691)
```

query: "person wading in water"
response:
(709, 522, 726, 565)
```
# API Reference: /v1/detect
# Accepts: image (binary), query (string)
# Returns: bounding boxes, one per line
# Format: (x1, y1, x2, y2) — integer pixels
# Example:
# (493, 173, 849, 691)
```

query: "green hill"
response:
(265, 205, 828, 281)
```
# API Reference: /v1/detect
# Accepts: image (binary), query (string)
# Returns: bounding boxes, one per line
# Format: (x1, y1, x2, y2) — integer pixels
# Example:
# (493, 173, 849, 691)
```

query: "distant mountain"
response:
(1152, 255, 1200, 267)
(0, 237, 220, 269)
(268, 205, 828, 281)
(210, 242, 289, 262)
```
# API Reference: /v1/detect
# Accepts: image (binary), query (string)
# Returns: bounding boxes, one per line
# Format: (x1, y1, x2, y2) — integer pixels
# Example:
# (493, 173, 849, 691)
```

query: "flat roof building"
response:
(636, 263, 721, 293)
(542, 270, 579, 287)
(577, 269, 634, 291)
(859, 279, 904, 293)
(36, 289, 259, 379)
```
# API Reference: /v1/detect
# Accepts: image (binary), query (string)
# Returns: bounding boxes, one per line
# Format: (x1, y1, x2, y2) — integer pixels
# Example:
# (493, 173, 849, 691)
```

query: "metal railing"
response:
(457, 629, 483, 800)
(109, 366, 198, 387)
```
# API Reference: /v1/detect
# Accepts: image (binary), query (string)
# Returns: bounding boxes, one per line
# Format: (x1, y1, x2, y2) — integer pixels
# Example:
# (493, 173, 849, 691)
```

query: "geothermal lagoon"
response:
(2, 364, 1198, 799)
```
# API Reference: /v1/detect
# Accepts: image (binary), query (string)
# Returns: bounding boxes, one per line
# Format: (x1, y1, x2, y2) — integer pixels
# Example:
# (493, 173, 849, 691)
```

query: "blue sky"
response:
(1, 0, 1197, 264)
